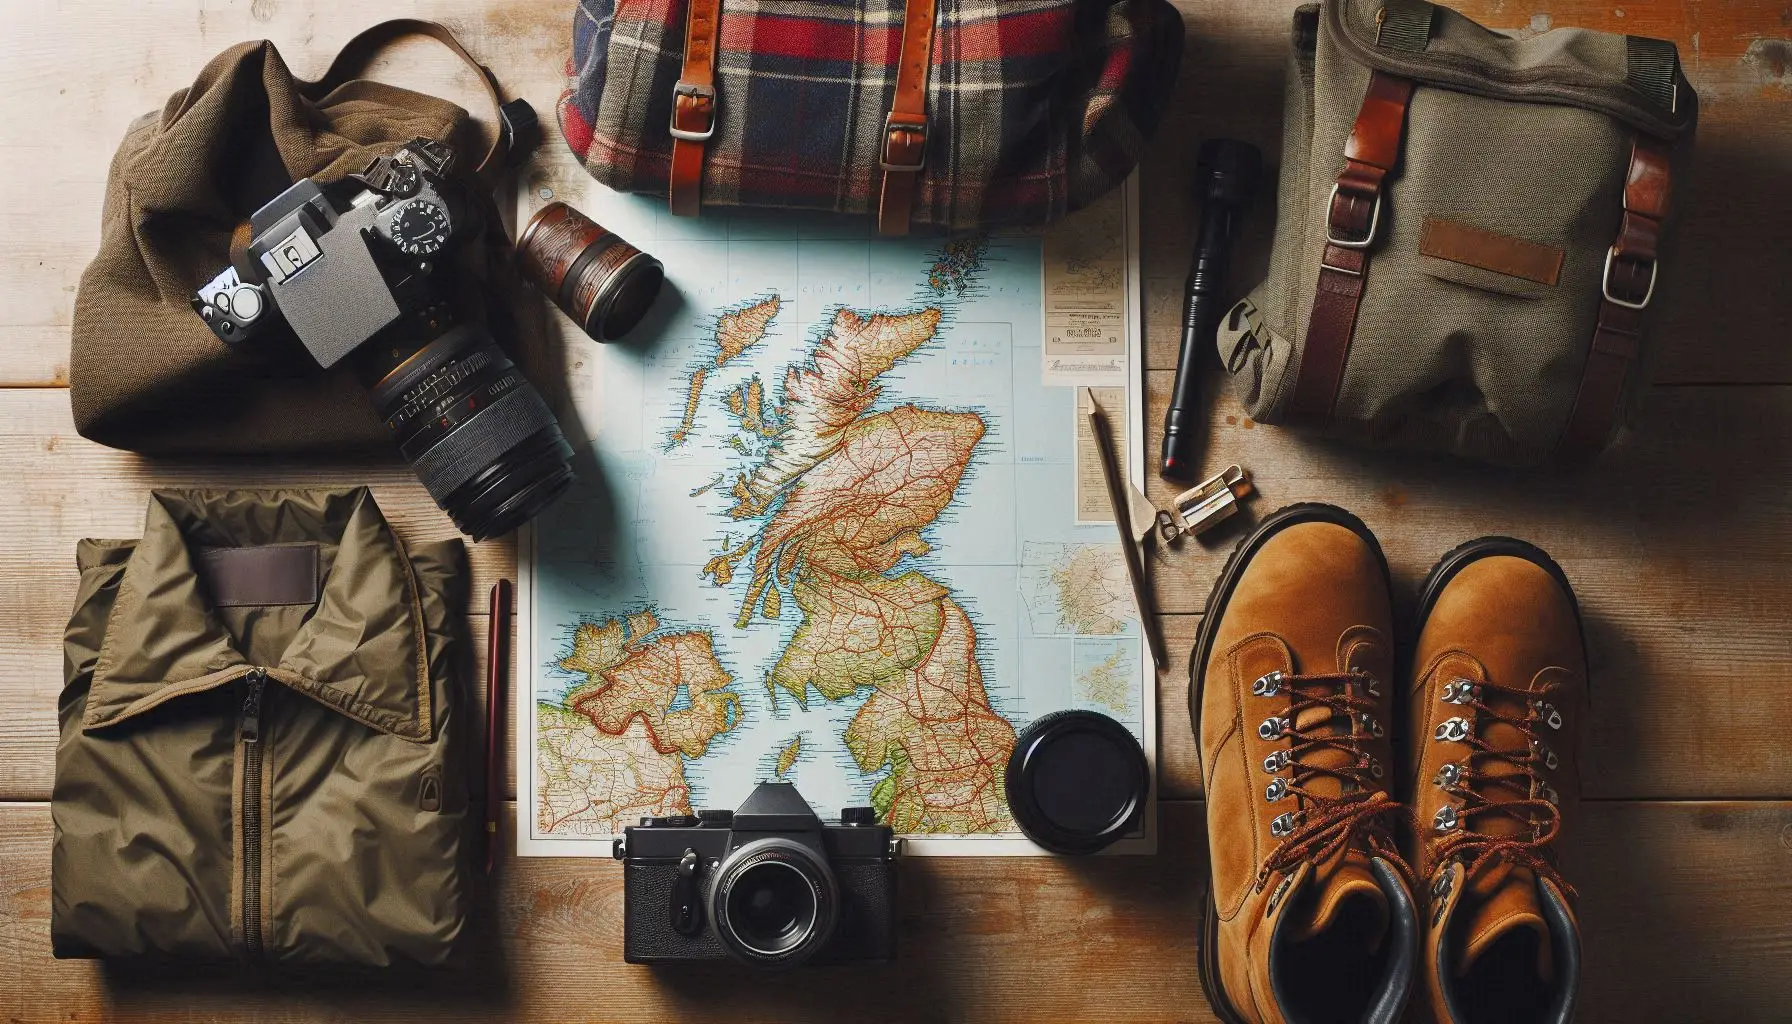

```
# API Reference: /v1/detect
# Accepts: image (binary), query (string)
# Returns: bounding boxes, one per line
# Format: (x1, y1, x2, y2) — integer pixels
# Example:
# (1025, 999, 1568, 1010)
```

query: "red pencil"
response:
(485, 579, 513, 875)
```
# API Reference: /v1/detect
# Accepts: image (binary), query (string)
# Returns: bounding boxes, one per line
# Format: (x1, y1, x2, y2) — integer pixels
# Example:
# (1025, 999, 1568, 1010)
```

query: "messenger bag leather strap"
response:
(669, 0, 722, 217)
(1285, 71, 1415, 427)
(1556, 134, 1671, 461)
(876, 0, 938, 236)
(308, 20, 508, 177)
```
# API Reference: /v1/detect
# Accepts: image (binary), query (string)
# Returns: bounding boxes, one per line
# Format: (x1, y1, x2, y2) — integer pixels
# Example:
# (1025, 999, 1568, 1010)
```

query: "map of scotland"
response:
(520, 194, 1149, 854)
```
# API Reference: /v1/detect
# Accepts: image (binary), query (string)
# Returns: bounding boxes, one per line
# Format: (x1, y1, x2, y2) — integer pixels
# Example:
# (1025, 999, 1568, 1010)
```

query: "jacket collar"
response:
(83, 488, 432, 740)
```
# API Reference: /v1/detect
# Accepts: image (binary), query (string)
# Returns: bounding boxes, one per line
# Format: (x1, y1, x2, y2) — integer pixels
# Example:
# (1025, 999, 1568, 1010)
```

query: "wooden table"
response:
(2, 1, 1788, 1020)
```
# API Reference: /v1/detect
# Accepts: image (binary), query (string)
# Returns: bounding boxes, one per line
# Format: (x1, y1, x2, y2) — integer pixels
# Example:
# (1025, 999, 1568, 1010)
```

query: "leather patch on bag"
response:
(196, 544, 320, 607)
(1418, 218, 1564, 287)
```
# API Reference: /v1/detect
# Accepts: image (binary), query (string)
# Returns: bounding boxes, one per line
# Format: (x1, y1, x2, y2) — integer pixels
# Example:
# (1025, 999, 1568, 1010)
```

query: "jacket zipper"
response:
(239, 669, 267, 959)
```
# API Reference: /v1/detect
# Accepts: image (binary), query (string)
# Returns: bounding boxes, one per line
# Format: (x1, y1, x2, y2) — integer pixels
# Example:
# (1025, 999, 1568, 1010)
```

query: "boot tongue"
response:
(1454, 862, 1554, 981)
(1286, 851, 1388, 950)
(1290, 702, 1354, 801)
(1280, 683, 1386, 947)
(1449, 683, 1555, 980)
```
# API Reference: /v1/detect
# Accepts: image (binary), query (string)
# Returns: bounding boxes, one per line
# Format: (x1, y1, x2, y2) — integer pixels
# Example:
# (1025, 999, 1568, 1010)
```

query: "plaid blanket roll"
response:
(559, 0, 1184, 230)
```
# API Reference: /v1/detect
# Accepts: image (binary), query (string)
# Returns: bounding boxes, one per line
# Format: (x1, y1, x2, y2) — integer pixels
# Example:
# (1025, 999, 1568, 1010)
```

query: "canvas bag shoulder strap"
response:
(305, 19, 509, 177)
(1554, 133, 1672, 461)
(1283, 69, 1416, 427)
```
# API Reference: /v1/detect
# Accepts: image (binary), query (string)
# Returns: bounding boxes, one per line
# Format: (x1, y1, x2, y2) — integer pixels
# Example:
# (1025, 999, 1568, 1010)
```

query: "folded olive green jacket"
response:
(53, 488, 471, 965)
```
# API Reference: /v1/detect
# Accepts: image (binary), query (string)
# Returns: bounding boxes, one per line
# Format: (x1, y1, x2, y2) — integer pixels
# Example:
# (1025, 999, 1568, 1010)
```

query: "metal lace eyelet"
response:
(1442, 678, 1479, 704)
(1265, 777, 1289, 802)
(1353, 670, 1382, 698)
(1365, 755, 1384, 780)
(1270, 812, 1297, 838)
(1537, 781, 1560, 805)
(1532, 700, 1564, 731)
(1262, 750, 1291, 774)
(1258, 716, 1290, 741)
(1532, 739, 1559, 770)
(1430, 871, 1454, 899)
(1435, 716, 1472, 742)
(1433, 805, 1460, 832)
(1357, 713, 1384, 738)
(1434, 762, 1462, 789)
(1252, 671, 1285, 697)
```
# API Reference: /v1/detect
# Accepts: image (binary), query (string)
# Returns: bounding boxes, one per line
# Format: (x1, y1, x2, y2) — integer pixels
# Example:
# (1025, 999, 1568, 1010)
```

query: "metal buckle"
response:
(668, 81, 717, 142)
(1324, 182, 1382, 249)
(1602, 246, 1658, 310)
(879, 113, 928, 172)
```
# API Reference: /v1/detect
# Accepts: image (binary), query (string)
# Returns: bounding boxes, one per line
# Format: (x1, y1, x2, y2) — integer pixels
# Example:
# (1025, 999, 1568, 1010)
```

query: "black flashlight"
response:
(1161, 138, 1262, 483)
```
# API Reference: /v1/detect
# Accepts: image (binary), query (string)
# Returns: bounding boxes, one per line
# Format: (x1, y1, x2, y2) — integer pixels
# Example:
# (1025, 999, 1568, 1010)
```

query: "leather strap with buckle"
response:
(1284, 72, 1415, 427)
(669, 0, 722, 218)
(1556, 134, 1672, 461)
(876, 0, 937, 236)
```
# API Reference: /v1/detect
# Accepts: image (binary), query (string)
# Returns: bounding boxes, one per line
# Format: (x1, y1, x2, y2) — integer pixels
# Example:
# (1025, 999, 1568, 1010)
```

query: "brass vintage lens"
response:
(517, 201, 664, 342)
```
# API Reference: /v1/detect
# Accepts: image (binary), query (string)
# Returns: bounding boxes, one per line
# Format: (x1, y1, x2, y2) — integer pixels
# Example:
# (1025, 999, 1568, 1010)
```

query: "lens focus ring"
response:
(409, 385, 561, 502)
(367, 322, 575, 541)
(707, 837, 838, 968)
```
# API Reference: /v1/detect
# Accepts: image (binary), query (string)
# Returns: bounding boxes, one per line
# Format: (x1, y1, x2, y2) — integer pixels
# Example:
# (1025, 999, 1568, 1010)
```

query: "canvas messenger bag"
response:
(52, 488, 472, 964)
(1218, 0, 1698, 465)
(560, 0, 1185, 234)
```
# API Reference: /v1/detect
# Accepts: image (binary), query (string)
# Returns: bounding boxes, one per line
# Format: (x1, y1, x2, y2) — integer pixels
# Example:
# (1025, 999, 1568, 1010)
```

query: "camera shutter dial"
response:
(389, 198, 452, 256)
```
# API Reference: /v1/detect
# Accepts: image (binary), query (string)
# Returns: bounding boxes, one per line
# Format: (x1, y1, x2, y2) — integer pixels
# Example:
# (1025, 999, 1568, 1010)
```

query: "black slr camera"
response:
(614, 783, 899, 968)
(191, 137, 573, 540)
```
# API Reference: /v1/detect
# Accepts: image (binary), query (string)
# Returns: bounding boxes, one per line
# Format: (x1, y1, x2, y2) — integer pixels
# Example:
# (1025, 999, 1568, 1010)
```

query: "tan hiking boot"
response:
(1191, 505, 1418, 1024)
(1406, 539, 1587, 1024)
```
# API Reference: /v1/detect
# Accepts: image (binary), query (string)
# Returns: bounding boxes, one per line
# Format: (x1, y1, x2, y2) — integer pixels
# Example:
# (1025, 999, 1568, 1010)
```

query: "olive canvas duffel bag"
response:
(1218, 0, 1698, 465)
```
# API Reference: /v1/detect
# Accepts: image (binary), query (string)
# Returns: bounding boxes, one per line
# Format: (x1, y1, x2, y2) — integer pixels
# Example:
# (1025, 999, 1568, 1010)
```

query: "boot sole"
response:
(1190, 503, 1391, 1024)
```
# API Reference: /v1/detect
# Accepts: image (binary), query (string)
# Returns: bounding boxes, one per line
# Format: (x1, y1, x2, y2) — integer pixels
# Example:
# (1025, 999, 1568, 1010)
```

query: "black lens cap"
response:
(1005, 710, 1149, 854)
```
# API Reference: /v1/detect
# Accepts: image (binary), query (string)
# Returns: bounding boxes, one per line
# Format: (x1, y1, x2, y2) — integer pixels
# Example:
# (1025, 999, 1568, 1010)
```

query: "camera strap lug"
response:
(670, 848, 705, 937)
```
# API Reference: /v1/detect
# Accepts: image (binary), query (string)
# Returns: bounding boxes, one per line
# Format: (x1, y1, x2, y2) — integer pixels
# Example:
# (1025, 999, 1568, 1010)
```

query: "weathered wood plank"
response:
(3, 799, 1790, 1022)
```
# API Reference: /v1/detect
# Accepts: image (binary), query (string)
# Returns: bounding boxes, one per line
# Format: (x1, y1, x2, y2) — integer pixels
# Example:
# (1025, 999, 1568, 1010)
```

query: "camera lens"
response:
(728, 863, 816, 953)
(367, 323, 575, 541)
(709, 838, 838, 968)
(517, 202, 664, 342)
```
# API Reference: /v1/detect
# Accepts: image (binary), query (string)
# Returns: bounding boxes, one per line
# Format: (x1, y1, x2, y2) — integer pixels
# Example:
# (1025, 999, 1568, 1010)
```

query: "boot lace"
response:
(1429, 674, 1577, 899)
(1253, 671, 1415, 891)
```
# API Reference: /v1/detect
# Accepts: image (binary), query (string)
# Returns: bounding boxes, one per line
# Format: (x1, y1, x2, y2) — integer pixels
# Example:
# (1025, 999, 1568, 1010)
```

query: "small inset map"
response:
(1020, 541, 1137, 637)
(1074, 640, 1140, 721)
